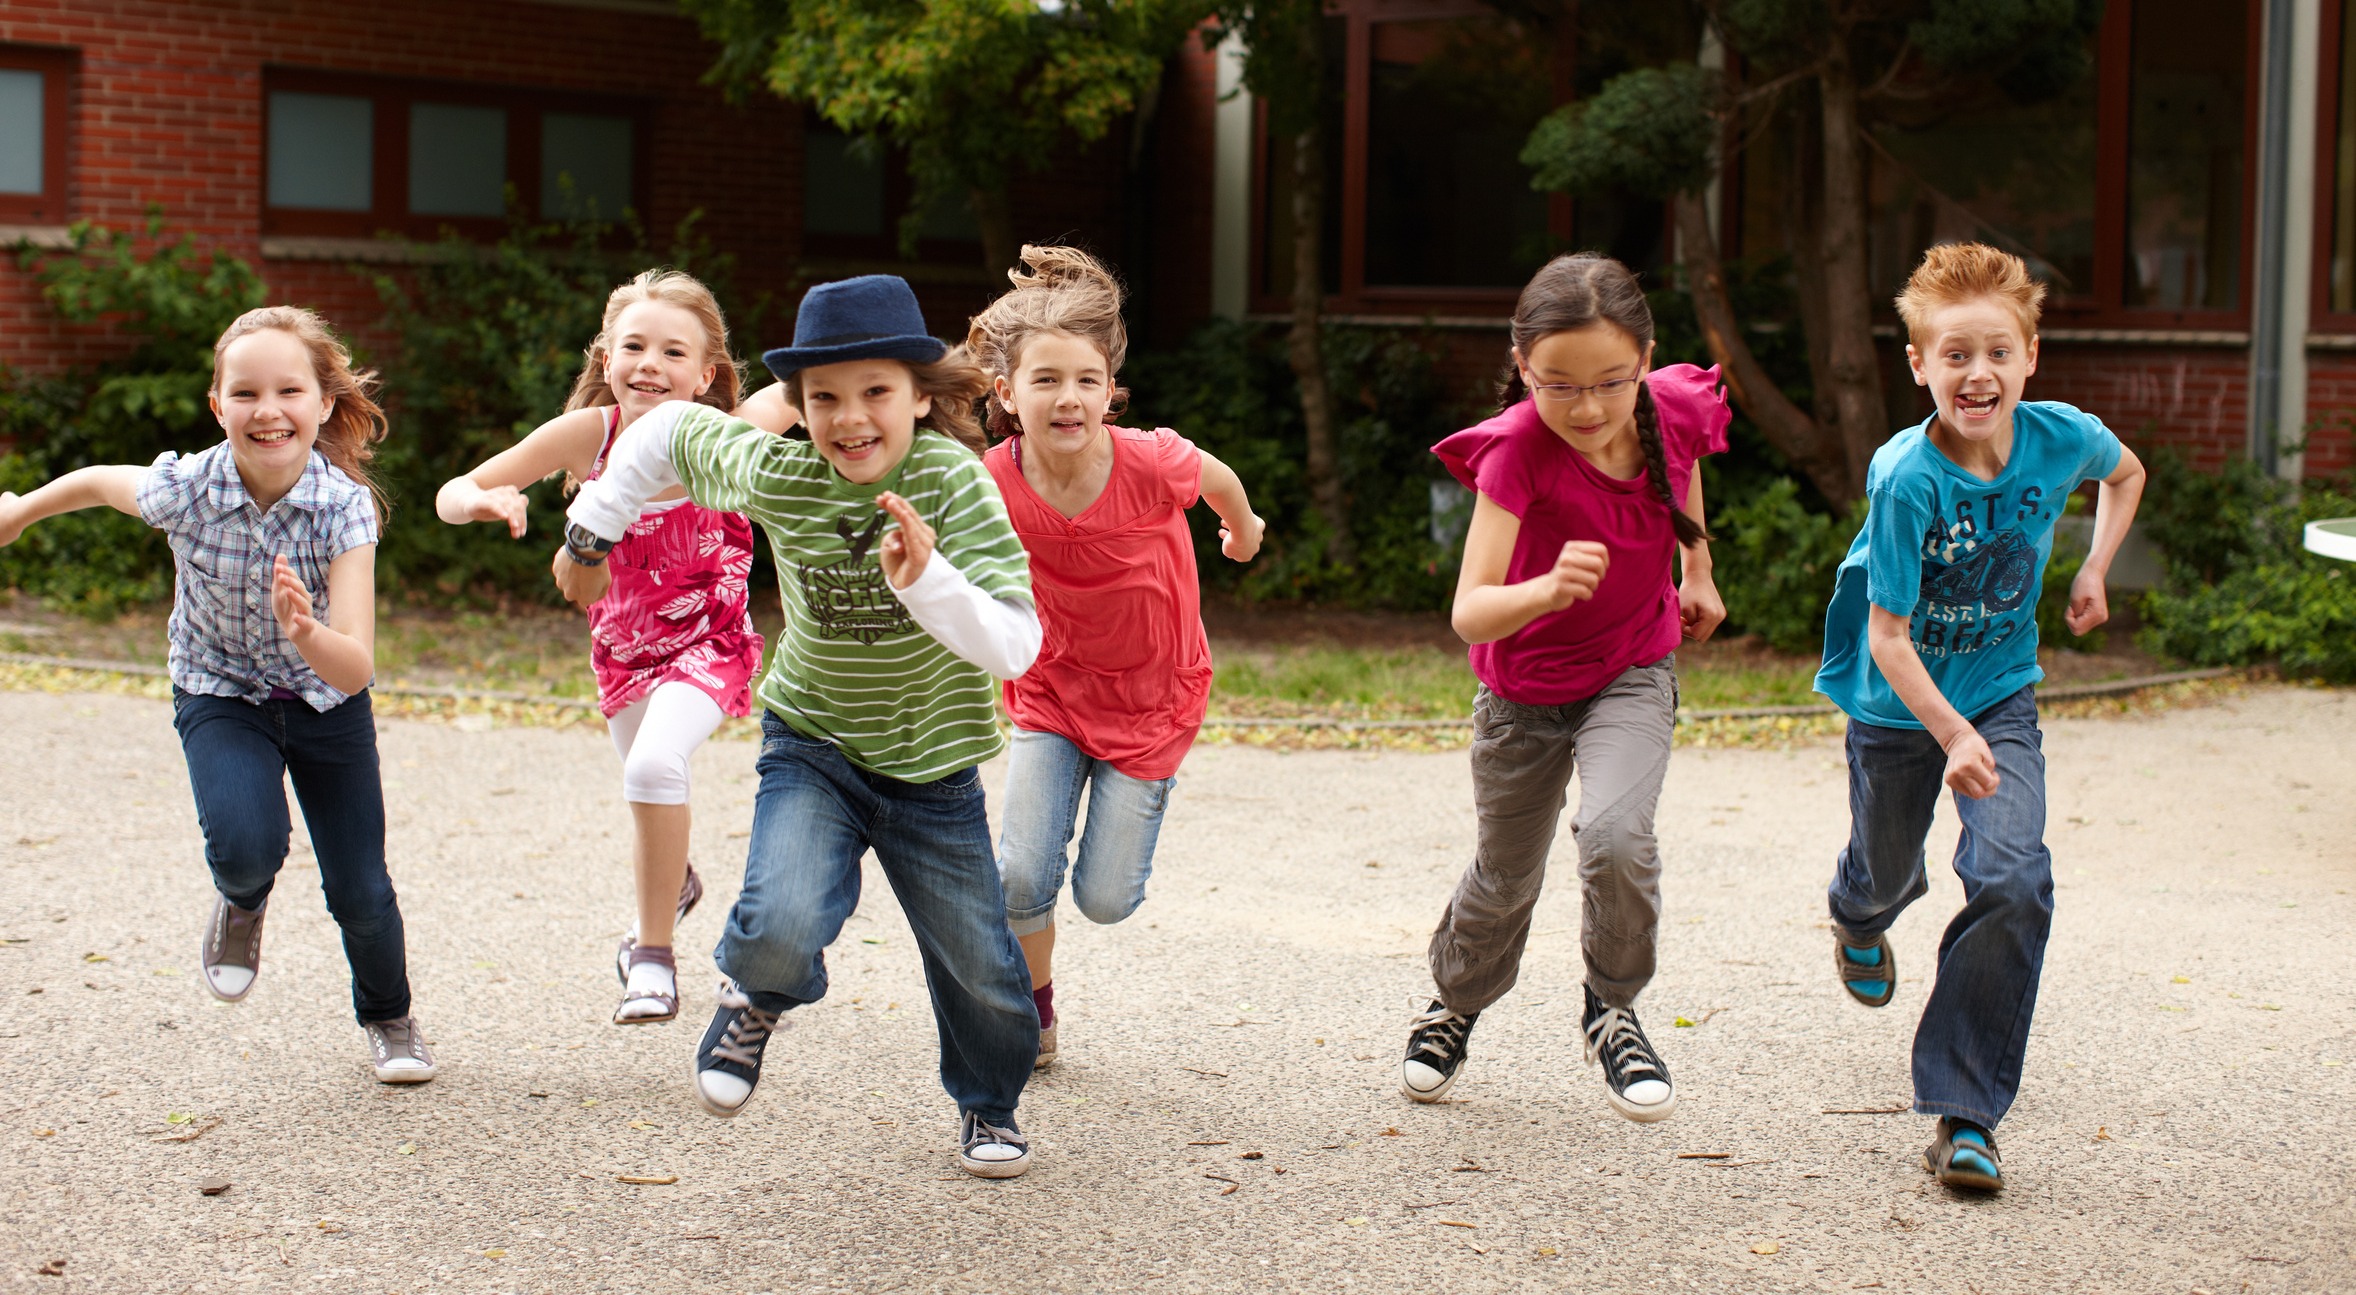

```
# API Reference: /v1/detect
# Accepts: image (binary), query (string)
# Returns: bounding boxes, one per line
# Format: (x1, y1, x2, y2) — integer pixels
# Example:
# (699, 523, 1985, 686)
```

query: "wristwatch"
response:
(562, 521, 617, 568)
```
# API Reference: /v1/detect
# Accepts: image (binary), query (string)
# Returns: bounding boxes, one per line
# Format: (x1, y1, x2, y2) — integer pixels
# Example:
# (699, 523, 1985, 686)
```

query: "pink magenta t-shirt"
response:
(985, 426, 1212, 781)
(1432, 363, 1730, 706)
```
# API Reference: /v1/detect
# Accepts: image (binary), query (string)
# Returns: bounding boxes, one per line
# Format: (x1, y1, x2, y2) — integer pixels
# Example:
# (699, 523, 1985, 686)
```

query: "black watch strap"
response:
(563, 521, 616, 567)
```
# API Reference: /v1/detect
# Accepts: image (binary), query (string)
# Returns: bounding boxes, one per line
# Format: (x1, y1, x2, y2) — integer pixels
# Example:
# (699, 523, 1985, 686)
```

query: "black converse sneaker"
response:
(693, 979, 783, 1118)
(958, 1111, 1032, 1179)
(1581, 986, 1676, 1123)
(1400, 999, 1480, 1102)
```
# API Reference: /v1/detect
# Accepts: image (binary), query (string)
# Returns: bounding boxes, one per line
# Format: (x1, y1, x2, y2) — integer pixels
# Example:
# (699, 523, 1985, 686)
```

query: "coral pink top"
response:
(1432, 364, 1730, 706)
(585, 406, 764, 718)
(985, 426, 1210, 781)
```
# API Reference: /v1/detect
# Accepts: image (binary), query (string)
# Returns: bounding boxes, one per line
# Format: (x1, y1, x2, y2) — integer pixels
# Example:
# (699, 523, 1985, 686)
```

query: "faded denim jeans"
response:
(1829, 685, 2051, 1130)
(997, 725, 1176, 937)
(1428, 655, 1678, 1013)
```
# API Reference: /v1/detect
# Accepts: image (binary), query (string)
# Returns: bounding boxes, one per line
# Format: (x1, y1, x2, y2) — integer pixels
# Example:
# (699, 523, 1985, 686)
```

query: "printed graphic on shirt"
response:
(1912, 483, 2047, 660)
(797, 509, 912, 644)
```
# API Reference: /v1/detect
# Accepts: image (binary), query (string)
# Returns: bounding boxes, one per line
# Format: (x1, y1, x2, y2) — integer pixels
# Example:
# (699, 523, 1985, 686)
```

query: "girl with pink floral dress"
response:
(437, 269, 763, 1025)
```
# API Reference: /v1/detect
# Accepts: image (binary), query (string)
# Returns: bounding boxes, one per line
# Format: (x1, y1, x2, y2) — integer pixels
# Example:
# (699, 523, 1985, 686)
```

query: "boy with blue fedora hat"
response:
(564, 273, 1047, 1178)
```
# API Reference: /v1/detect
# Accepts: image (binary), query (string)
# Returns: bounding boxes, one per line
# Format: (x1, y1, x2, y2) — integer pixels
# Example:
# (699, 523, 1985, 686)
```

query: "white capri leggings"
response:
(605, 681, 728, 806)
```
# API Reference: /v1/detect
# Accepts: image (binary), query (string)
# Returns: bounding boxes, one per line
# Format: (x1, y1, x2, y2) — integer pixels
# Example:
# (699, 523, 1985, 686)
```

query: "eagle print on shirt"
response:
(798, 509, 915, 645)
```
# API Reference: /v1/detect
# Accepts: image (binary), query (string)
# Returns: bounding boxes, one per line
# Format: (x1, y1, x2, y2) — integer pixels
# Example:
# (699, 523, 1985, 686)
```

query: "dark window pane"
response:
(268, 91, 373, 211)
(804, 125, 887, 237)
(542, 112, 633, 221)
(0, 69, 41, 195)
(2334, 8, 2356, 312)
(1362, 17, 1552, 288)
(410, 102, 507, 218)
(1259, 15, 1347, 299)
(2124, 0, 2246, 310)
(1866, 32, 2100, 306)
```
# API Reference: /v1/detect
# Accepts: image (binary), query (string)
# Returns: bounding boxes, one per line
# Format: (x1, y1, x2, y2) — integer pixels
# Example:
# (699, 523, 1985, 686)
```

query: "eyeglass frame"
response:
(1527, 376, 1644, 403)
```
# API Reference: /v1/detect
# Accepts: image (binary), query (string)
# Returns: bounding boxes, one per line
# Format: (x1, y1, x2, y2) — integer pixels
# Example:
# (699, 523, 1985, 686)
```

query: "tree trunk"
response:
(970, 186, 1018, 279)
(1813, 47, 1884, 501)
(1674, 193, 1851, 505)
(1288, 119, 1351, 568)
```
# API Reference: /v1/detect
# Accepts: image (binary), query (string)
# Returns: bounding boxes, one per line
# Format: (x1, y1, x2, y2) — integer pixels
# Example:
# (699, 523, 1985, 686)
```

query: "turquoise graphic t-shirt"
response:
(1816, 400, 2123, 730)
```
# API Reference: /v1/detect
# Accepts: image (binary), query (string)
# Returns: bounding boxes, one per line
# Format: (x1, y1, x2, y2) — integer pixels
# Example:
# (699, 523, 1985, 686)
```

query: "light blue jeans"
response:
(997, 726, 1176, 936)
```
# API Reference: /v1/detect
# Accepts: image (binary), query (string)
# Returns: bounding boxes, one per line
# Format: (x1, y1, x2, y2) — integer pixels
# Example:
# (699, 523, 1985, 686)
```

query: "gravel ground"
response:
(1, 684, 2350, 1294)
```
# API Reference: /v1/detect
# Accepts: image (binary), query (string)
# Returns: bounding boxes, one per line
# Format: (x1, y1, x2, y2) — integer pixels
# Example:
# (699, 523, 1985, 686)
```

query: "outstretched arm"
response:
(1196, 450, 1264, 562)
(731, 383, 803, 436)
(2065, 446, 2147, 636)
(435, 407, 607, 537)
(0, 465, 146, 546)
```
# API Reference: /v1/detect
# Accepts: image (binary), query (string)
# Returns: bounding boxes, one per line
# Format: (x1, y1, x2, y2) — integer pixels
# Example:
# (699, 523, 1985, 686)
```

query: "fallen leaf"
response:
(396, 1142, 416, 1155)
(1537, 1247, 1559, 1257)
(34, 1128, 54, 1138)
(37, 1259, 67, 1275)
(861, 937, 885, 945)
(1380, 1127, 1402, 1137)
(482, 1248, 507, 1258)
(316, 1221, 343, 1233)
(581, 1098, 599, 1107)
(197, 1177, 231, 1196)
(152, 968, 180, 977)
(81, 953, 106, 963)
(2172, 976, 2191, 984)
(1235, 1151, 1263, 1160)
(1674, 1016, 1697, 1027)
(628, 1120, 656, 1130)
(1343, 1216, 1370, 1227)
(1752, 1241, 1781, 1256)
(617, 1174, 678, 1185)
(165, 1112, 193, 1125)
(1439, 1220, 1476, 1229)
(154, 1116, 221, 1143)
(2093, 1127, 2111, 1141)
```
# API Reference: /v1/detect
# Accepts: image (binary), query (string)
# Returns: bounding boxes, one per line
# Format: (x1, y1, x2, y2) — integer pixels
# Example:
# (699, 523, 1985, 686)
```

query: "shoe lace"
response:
(964, 1112, 1028, 1153)
(711, 1003, 782, 1067)
(1405, 1002, 1474, 1063)
(1583, 1006, 1662, 1081)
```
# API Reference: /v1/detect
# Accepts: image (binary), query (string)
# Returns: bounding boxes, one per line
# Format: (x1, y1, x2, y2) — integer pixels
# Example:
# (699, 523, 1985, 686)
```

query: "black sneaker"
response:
(958, 1111, 1032, 1179)
(1581, 986, 1676, 1123)
(692, 979, 783, 1118)
(1400, 999, 1479, 1102)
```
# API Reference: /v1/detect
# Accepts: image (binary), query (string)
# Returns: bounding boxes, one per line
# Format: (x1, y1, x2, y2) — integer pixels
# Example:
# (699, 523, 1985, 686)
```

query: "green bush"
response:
(1125, 318, 1463, 610)
(2137, 448, 2356, 681)
(1710, 477, 1863, 653)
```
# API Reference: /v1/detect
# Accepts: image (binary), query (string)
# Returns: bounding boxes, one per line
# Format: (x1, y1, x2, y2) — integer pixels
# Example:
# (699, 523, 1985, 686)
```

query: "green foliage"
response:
(1709, 477, 1864, 653)
(1204, 0, 1328, 138)
(2035, 489, 2102, 652)
(0, 216, 262, 614)
(687, 0, 1203, 250)
(369, 212, 767, 603)
(1125, 319, 1462, 610)
(1522, 64, 1718, 199)
(2137, 450, 2356, 681)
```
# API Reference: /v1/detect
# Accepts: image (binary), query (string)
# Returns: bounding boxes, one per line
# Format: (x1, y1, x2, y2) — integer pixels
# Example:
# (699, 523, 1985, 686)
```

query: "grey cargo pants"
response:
(1427, 655, 1677, 1013)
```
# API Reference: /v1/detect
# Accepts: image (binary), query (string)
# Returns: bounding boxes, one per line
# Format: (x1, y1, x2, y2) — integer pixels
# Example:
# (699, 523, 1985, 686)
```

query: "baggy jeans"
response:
(1428, 655, 1678, 1013)
(716, 714, 1039, 1125)
(1828, 684, 2052, 1131)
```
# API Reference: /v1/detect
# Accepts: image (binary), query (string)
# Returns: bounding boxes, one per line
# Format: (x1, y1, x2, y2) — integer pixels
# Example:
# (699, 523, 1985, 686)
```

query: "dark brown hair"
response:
(964, 244, 1131, 440)
(1500, 254, 1710, 547)
(784, 349, 991, 454)
(211, 306, 390, 521)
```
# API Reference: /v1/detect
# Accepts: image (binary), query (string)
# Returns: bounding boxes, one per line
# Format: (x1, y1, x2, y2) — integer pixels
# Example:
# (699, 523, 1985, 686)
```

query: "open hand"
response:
(1220, 512, 1265, 563)
(1537, 540, 1610, 611)
(270, 555, 319, 641)
(1941, 728, 2000, 799)
(473, 484, 530, 538)
(2064, 566, 2110, 636)
(552, 546, 611, 609)
(0, 492, 23, 547)
(1678, 573, 1725, 642)
(876, 491, 936, 589)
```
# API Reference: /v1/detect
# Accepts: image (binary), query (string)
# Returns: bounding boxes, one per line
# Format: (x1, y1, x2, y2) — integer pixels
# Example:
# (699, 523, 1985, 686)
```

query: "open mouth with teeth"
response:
(248, 427, 299, 445)
(625, 382, 670, 399)
(1954, 392, 2002, 418)
(828, 433, 885, 462)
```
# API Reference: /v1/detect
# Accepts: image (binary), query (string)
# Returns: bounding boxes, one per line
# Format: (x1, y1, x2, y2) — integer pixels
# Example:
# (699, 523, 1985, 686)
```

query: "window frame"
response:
(2310, 0, 2356, 333)
(0, 44, 75, 226)
(797, 117, 986, 268)
(260, 67, 651, 241)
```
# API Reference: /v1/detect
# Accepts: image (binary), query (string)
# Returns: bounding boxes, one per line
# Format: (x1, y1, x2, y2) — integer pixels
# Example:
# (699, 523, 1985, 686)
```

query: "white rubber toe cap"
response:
(695, 1069, 753, 1117)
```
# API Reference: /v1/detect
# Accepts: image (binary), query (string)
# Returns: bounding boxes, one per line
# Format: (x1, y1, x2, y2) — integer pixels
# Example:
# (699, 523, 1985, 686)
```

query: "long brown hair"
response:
(964, 243, 1130, 440)
(564, 268, 744, 414)
(1500, 254, 1710, 547)
(211, 306, 390, 521)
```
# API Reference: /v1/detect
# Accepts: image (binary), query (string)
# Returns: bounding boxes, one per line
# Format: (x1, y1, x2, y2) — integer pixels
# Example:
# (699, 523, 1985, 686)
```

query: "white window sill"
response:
(0, 224, 75, 250)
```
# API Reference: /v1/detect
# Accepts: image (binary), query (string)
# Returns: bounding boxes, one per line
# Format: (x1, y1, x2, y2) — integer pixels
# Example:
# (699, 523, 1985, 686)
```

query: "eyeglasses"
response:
(1531, 377, 1642, 402)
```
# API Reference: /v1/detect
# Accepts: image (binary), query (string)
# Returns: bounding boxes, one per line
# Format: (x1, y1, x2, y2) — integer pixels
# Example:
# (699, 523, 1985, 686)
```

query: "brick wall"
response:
(2297, 352, 2356, 478)
(0, 0, 797, 373)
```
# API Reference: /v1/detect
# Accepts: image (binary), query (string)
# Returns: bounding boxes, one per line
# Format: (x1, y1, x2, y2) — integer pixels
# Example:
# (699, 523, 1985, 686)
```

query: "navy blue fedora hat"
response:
(761, 275, 947, 381)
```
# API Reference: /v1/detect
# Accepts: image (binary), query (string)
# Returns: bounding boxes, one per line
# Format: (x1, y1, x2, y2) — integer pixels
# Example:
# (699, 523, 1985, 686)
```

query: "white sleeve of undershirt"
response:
(890, 550, 1041, 680)
(564, 401, 692, 541)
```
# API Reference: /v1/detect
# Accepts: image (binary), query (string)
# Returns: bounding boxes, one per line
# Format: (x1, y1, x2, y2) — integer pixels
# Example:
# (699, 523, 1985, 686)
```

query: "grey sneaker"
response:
(199, 895, 266, 1002)
(362, 1016, 438, 1084)
(1034, 1022, 1058, 1070)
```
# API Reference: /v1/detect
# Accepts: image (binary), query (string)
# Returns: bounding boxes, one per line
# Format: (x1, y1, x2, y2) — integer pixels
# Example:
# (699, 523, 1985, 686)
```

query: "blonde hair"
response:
(564, 268, 743, 415)
(1895, 242, 2045, 345)
(211, 306, 390, 521)
(964, 244, 1129, 440)
(784, 350, 991, 454)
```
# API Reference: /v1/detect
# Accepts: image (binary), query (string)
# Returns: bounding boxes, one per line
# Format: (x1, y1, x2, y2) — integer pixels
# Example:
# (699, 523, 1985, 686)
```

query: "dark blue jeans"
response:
(1829, 685, 2051, 1130)
(171, 689, 410, 1024)
(719, 713, 1038, 1124)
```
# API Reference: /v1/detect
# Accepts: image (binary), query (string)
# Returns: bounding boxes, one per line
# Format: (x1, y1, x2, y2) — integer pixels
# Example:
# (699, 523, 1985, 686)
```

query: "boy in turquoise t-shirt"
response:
(1814, 243, 2145, 1193)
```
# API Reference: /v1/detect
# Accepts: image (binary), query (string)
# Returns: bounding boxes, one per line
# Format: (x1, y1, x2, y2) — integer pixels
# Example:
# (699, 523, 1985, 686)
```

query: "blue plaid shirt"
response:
(137, 445, 380, 711)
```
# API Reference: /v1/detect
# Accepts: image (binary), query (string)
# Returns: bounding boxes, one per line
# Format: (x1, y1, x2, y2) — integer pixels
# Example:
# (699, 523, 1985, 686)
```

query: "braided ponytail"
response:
(1634, 381, 1710, 547)
(1507, 253, 1711, 547)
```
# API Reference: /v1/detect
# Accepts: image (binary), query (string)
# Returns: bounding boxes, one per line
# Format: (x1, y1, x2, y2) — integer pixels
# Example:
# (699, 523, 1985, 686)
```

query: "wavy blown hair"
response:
(784, 351, 992, 455)
(1500, 254, 1710, 547)
(964, 244, 1130, 440)
(564, 268, 744, 415)
(211, 306, 390, 521)
(1894, 241, 2045, 346)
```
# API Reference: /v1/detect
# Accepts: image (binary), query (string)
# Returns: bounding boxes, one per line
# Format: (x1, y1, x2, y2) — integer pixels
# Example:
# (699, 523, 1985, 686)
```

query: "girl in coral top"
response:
(965, 245, 1265, 1068)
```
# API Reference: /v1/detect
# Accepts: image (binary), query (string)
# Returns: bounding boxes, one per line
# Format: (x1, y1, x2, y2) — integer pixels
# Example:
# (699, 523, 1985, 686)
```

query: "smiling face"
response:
(996, 330, 1112, 457)
(1515, 323, 1653, 470)
(602, 299, 717, 423)
(210, 327, 331, 493)
(1907, 296, 2039, 459)
(798, 359, 931, 485)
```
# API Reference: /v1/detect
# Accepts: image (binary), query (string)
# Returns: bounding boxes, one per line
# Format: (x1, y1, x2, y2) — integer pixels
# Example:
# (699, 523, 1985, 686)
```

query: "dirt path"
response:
(2, 685, 2350, 1293)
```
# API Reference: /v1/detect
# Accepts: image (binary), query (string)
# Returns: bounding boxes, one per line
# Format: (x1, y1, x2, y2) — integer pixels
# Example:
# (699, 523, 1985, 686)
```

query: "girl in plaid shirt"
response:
(0, 306, 437, 1084)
